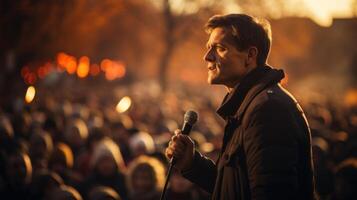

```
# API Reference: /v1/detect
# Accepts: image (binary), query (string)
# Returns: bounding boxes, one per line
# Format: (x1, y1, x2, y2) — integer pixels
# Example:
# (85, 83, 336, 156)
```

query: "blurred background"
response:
(0, 0, 356, 200)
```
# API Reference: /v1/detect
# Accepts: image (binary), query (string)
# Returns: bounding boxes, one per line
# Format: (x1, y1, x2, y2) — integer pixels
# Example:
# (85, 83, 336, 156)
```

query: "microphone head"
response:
(184, 110, 198, 125)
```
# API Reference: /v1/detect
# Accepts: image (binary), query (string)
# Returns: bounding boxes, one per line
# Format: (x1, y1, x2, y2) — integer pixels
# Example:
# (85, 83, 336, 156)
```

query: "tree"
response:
(151, 0, 219, 90)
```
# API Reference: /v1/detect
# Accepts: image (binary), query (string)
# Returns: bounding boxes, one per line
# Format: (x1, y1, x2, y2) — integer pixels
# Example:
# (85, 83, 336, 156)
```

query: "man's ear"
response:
(246, 47, 258, 67)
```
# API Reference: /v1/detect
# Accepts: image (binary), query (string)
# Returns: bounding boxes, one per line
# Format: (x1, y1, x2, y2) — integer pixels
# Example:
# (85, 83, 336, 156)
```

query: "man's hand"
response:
(165, 129, 195, 171)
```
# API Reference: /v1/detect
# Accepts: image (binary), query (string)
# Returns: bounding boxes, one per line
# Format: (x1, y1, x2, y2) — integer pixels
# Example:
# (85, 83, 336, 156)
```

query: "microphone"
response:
(181, 110, 199, 135)
(160, 110, 198, 200)
(171, 110, 198, 165)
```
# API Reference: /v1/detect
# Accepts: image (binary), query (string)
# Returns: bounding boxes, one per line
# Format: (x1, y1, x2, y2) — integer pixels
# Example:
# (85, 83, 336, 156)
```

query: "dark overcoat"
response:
(182, 66, 316, 200)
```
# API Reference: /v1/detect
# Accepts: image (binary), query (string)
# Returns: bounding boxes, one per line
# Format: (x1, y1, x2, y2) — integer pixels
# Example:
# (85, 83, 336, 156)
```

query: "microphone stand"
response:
(160, 110, 197, 200)
(159, 158, 176, 200)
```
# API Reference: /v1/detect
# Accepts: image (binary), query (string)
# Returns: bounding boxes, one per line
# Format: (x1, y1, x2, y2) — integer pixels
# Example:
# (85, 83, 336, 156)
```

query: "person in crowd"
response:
(29, 169, 64, 200)
(88, 186, 122, 200)
(1, 151, 33, 200)
(29, 130, 54, 171)
(75, 127, 106, 177)
(166, 170, 209, 200)
(51, 184, 83, 200)
(64, 118, 89, 156)
(81, 137, 127, 200)
(129, 131, 155, 157)
(0, 114, 15, 154)
(49, 142, 82, 185)
(331, 158, 357, 200)
(126, 155, 165, 200)
(311, 137, 334, 199)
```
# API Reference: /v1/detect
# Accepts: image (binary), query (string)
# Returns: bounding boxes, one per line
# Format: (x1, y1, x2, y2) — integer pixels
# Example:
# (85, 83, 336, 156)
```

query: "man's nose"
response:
(203, 49, 215, 62)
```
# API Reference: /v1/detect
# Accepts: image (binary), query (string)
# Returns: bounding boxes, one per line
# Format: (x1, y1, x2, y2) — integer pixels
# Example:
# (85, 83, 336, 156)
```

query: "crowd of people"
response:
(0, 78, 356, 200)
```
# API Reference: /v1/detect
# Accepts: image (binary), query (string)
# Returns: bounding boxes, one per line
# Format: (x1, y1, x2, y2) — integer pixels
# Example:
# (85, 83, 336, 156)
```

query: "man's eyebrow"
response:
(206, 42, 218, 49)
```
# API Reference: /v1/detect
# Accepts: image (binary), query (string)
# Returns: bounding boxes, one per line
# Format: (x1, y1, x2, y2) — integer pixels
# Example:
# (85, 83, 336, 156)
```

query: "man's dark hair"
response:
(205, 14, 272, 65)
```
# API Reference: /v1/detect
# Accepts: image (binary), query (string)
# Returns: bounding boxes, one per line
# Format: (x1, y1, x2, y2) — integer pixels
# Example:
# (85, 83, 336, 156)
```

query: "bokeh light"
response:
(90, 64, 101, 76)
(25, 86, 36, 103)
(116, 96, 132, 113)
(77, 56, 90, 78)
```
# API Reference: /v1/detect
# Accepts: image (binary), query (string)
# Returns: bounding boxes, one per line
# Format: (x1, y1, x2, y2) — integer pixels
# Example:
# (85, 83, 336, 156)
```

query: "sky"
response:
(160, 0, 356, 27)
(299, 0, 355, 26)
(224, 0, 356, 26)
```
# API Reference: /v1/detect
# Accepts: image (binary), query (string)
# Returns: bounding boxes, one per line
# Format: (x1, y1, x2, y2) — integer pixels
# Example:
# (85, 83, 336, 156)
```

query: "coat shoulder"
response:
(241, 84, 301, 127)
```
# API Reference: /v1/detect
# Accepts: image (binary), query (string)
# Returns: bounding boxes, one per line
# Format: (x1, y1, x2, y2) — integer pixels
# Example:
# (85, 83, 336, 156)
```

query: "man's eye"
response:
(216, 46, 226, 52)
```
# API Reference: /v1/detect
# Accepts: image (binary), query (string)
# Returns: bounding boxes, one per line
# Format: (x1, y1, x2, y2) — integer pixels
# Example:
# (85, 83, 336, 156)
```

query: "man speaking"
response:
(165, 14, 317, 200)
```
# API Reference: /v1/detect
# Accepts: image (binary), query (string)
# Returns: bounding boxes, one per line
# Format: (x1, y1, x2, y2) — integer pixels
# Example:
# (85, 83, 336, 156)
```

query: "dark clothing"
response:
(182, 66, 316, 200)
(128, 190, 161, 200)
(80, 170, 128, 200)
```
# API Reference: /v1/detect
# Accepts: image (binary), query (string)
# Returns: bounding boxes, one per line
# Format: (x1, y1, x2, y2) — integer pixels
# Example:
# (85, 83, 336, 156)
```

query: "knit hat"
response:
(90, 137, 125, 171)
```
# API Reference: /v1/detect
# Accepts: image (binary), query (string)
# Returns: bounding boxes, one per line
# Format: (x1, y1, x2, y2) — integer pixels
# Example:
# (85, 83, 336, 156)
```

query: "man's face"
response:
(204, 27, 249, 88)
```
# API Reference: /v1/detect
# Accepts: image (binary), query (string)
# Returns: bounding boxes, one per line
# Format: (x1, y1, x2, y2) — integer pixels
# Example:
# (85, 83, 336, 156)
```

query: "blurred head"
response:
(87, 127, 106, 151)
(204, 14, 271, 87)
(29, 130, 53, 170)
(65, 118, 88, 151)
(90, 137, 125, 176)
(29, 130, 54, 158)
(333, 158, 357, 199)
(51, 185, 83, 200)
(0, 114, 14, 152)
(171, 171, 193, 193)
(30, 169, 64, 199)
(129, 131, 155, 157)
(49, 142, 74, 174)
(311, 137, 329, 164)
(127, 155, 165, 195)
(88, 186, 121, 200)
(11, 112, 32, 138)
(5, 151, 33, 186)
(0, 114, 14, 139)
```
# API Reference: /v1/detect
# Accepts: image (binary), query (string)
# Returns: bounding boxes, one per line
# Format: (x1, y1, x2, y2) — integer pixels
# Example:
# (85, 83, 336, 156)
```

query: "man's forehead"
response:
(207, 27, 235, 45)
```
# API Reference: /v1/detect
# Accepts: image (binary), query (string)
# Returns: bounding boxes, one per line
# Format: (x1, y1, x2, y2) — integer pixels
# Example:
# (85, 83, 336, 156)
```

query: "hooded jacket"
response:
(182, 65, 316, 200)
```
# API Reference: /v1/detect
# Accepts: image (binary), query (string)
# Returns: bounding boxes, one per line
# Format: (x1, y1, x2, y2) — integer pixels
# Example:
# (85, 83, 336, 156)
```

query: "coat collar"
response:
(216, 65, 285, 120)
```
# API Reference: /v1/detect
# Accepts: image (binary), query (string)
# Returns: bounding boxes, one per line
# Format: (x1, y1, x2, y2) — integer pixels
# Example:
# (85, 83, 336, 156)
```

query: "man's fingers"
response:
(172, 143, 185, 153)
(166, 146, 185, 160)
(174, 129, 182, 135)
(171, 134, 179, 142)
(165, 147, 173, 158)
(177, 134, 193, 146)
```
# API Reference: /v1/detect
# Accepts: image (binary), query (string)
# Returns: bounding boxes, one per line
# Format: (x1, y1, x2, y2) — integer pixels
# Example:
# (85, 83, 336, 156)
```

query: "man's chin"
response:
(207, 77, 220, 85)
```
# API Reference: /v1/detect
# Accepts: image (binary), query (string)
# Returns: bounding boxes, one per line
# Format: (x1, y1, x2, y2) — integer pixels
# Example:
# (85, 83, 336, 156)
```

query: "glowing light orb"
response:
(116, 96, 132, 113)
(25, 86, 36, 103)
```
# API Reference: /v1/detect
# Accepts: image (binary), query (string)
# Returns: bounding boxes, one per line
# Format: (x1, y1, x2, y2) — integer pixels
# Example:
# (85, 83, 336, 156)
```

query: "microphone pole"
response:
(159, 111, 198, 200)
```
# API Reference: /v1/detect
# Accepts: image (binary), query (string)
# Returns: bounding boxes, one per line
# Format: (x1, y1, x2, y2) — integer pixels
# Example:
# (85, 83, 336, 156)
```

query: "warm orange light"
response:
(105, 68, 115, 80)
(57, 52, 77, 74)
(21, 66, 30, 78)
(344, 89, 357, 107)
(24, 72, 37, 85)
(66, 56, 77, 74)
(57, 52, 68, 71)
(25, 86, 36, 103)
(101, 59, 112, 72)
(115, 61, 126, 78)
(77, 56, 90, 78)
(90, 64, 101, 76)
(37, 66, 46, 79)
(116, 96, 132, 113)
(104, 60, 126, 81)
